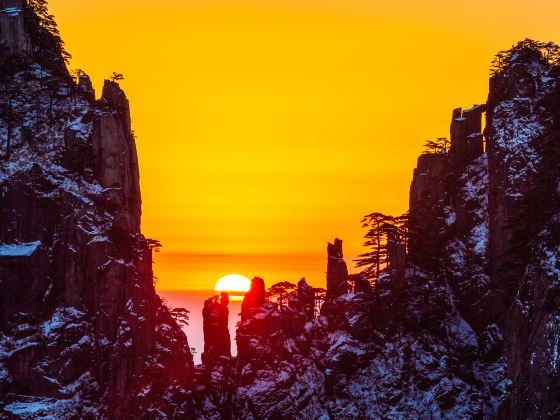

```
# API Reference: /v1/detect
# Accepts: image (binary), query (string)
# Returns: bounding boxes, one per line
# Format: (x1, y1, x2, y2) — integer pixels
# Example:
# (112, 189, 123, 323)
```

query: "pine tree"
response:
(23, 0, 71, 69)
(355, 212, 409, 282)
(170, 307, 190, 328)
(394, 212, 409, 251)
(313, 287, 326, 317)
(266, 281, 297, 308)
(110, 72, 125, 82)
(355, 213, 393, 281)
(423, 137, 450, 155)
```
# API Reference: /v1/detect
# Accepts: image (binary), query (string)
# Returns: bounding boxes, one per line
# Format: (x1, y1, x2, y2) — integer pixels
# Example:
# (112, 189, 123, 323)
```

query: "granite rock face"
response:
(486, 54, 554, 311)
(450, 105, 485, 169)
(0, 0, 30, 57)
(0, 5, 194, 418)
(408, 153, 449, 269)
(486, 54, 560, 419)
(92, 80, 141, 234)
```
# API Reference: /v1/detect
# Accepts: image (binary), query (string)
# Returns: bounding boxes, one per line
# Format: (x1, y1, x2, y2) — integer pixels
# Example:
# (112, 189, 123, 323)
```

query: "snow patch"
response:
(0, 241, 41, 257)
(1, 7, 21, 16)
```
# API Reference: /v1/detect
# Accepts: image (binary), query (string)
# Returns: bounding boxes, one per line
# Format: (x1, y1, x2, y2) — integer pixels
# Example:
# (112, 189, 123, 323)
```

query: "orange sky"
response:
(49, 0, 560, 290)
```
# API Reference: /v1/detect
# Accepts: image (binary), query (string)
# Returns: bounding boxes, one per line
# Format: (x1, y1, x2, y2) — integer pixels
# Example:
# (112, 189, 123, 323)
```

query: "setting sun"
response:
(215, 274, 251, 300)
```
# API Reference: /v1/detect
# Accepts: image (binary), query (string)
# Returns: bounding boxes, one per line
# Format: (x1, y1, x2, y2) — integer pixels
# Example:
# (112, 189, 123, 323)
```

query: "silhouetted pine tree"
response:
(170, 307, 190, 328)
(266, 281, 296, 308)
(23, 0, 71, 72)
(355, 212, 408, 282)
(423, 137, 450, 155)
(110, 72, 125, 82)
(393, 212, 409, 252)
(313, 287, 326, 317)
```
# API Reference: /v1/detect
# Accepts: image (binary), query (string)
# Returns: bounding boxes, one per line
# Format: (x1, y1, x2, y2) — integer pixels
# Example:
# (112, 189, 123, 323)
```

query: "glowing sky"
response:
(49, 0, 560, 290)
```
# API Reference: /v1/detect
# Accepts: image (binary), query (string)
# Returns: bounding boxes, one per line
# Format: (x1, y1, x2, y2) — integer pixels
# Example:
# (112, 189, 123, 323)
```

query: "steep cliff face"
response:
(408, 153, 448, 269)
(486, 53, 556, 315)
(488, 54, 560, 419)
(0, 0, 30, 58)
(0, 4, 194, 418)
(92, 81, 141, 234)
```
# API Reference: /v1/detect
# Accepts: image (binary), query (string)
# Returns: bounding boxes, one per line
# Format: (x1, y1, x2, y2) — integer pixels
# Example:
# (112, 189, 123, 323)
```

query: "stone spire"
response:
(92, 81, 141, 233)
(326, 238, 349, 299)
(449, 104, 485, 169)
(241, 277, 266, 321)
(201, 292, 231, 366)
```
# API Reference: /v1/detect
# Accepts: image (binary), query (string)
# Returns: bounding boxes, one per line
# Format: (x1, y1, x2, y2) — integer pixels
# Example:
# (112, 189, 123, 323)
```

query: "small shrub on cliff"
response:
(110, 72, 125, 82)
(423, 137, 449, 155)
(147, 238, 162, 253)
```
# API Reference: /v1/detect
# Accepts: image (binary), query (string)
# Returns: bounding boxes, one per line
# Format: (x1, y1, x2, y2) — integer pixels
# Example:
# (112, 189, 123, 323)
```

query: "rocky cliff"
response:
(0, 2, 194, 418)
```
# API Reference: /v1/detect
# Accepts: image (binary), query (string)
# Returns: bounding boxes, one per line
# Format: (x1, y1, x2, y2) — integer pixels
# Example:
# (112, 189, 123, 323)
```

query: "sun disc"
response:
(215, 274, 251, 295)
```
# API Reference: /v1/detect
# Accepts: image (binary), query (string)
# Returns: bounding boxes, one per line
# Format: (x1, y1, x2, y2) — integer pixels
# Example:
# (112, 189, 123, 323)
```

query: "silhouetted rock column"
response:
(449, 105, 485, 170)
(78, 74, 96, 103)
(297, 278, 315, 320)
(241, 277, 266, 321)
(408, 154, 449, 269)
(92, 80, 141, 234)
(326, 238, 349, 299)
(322, 244, 372, 338)
(201, 292, 231, 366)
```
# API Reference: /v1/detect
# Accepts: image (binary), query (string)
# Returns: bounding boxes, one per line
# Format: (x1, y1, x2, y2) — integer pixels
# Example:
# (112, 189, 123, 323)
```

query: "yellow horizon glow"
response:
(48, 0, 560, 291)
